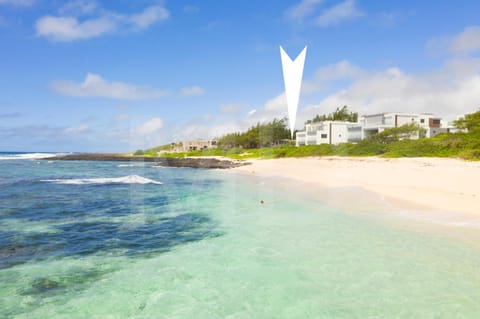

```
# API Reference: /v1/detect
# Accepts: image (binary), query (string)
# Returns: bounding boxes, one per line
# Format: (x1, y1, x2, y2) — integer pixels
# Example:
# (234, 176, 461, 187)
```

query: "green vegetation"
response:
(453, 109, 480, 132)
(306, 105, 358, 124)
(135, 109, 480, 161)
(367, 123, 426, 143)
(133, 144, 175, 157)
(217, 118, 291, 149)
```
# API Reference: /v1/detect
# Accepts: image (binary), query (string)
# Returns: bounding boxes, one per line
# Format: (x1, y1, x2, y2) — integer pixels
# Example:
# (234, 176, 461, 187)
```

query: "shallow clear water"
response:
(1, 156, 480, 318)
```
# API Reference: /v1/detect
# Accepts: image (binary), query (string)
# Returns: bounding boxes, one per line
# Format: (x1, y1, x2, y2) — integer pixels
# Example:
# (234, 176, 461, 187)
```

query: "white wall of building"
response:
(296, 121, 360, 146)
(296, 112, 450, 146)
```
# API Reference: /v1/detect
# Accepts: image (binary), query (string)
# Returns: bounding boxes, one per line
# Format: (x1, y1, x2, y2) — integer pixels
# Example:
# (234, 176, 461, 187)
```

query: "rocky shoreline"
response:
(43, 154, 249, 169)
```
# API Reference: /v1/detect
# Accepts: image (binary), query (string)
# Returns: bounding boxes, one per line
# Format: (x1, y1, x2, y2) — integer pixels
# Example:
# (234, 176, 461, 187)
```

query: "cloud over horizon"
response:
(174, 54, 480, 142)
(136, 117, 163, 136)
(449, 26, 480, 54)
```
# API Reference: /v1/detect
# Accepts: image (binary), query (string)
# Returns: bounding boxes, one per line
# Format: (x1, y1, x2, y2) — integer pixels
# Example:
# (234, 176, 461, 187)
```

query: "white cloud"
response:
(448, 26, 480, 54)
(129, 5, 169, 30)
(63, 124, 90, 135)
(36, 5, 169, 41)
(315, 60, 364, 81)
(136, 117, 163, 136)
(179, 57, 480, 140)
(59, 0, 98, 16)
(0, 0, 34, 6)
(180, 85, 205, 96)
(51, 73, 168, 100)
(219, 103, 245, 114)
(302, 60, 365, 93)
(286, 0, 324, 22)
(299, 58, 480, 124)
(170, 120, 244, 141)
(36, 15, 117, 41)
(315, 0, 363, 27)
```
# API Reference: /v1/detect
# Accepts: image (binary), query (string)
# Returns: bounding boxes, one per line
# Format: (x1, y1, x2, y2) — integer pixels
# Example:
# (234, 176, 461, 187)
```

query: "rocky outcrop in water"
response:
(44, 154, 249, 169)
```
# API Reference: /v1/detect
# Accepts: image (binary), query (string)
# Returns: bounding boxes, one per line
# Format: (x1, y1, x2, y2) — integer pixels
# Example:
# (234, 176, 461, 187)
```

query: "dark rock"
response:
(42, 154, 250, 169)
(27, 278, 61, 294)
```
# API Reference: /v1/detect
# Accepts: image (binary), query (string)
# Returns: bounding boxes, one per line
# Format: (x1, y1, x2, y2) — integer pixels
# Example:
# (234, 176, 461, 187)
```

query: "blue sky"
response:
(1, 0, 480, 152)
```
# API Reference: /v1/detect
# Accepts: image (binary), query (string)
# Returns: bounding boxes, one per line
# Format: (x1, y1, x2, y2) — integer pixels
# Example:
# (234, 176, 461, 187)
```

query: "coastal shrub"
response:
(453, 108, 480, 132)
(287, 144, 334, 157)
(368, 123, 425, 144)
(133, 149, 145, 155)
(334, 143, 358, 156)
(306, 105, 358, 124)
(141, 111, 480, 160)
(217, 118, 291, 149)
(459, 150, 480, 160)
(384, 139, 448, 158)
(347, 140, 388, 156)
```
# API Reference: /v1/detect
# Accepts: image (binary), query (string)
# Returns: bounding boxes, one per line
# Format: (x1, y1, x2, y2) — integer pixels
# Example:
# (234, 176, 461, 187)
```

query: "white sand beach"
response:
(232, 157, 480, 216)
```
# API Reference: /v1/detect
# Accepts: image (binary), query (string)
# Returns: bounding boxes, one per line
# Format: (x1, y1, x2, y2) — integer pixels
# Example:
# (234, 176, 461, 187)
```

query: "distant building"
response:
(172, 139, 217, 152)
(296, 112, 449, 146)
(296, 121, 362, 146)
(360, 112, 447, 139)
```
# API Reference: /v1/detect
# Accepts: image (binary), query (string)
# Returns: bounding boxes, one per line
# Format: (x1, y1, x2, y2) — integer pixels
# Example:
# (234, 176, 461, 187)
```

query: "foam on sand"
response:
(42, 175, 163, 185)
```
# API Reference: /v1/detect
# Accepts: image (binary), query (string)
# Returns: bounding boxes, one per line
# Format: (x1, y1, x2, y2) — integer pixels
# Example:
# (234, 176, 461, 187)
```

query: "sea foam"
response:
(117, 164, 147, 168)
(42, 175, 163, 185)
(0, 153, 62, 160)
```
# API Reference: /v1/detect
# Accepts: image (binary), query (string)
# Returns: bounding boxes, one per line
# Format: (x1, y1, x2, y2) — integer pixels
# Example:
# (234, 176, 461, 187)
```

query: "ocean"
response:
(1, 152, 480, 318)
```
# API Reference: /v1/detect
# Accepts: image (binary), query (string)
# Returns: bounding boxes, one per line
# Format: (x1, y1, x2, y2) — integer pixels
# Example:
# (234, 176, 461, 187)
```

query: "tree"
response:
(217, 118, 290, 149)
(306, 105, 358, 124)
(368, 123, 426, 144)
(454, 109, 480, 132)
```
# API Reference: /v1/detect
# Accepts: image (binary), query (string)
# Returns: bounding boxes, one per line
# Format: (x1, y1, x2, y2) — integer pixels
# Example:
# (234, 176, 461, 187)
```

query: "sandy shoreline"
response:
(230, 157, 480, 217)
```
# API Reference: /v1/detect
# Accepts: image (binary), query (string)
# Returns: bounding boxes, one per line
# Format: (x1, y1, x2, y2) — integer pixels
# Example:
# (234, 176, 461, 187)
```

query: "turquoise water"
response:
(1, 155, 480, 318)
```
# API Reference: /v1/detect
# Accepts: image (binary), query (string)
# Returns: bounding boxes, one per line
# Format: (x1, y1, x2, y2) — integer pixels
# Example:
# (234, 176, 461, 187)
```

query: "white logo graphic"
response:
(280, 46, 307, 138)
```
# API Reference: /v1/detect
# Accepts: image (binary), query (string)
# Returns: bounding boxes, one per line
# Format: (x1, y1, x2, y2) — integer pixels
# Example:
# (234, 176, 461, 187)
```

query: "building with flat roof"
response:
(360, 112, 447, 139)
(171, 139, 217, 152)
(296, 121, 361, 146)
(296, 112, 449, 146)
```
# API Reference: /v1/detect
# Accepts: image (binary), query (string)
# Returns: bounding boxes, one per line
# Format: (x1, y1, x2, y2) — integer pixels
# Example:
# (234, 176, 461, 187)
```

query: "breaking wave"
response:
(42, 175, 163, 185)
(0, 153, 62, 160)
(117, 164, 147, 168)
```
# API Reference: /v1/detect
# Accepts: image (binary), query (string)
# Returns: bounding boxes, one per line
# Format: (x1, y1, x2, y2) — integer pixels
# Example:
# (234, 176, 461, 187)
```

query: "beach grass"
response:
(145, 131, 479, 160)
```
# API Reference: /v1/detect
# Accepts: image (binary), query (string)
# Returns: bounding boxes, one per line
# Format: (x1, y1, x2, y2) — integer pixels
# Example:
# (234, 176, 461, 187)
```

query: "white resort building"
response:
(171, 139, 217, 152)
(296, 121, 361, 146)
(296, 112, 449, 146)
(360, 112, 448, 139)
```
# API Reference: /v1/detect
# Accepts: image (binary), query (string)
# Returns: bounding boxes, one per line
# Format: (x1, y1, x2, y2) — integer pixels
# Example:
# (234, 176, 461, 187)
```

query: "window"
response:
(321, 134, 327, 138)
(420, 119, 425, 123)
(432, 119, 440, 125)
